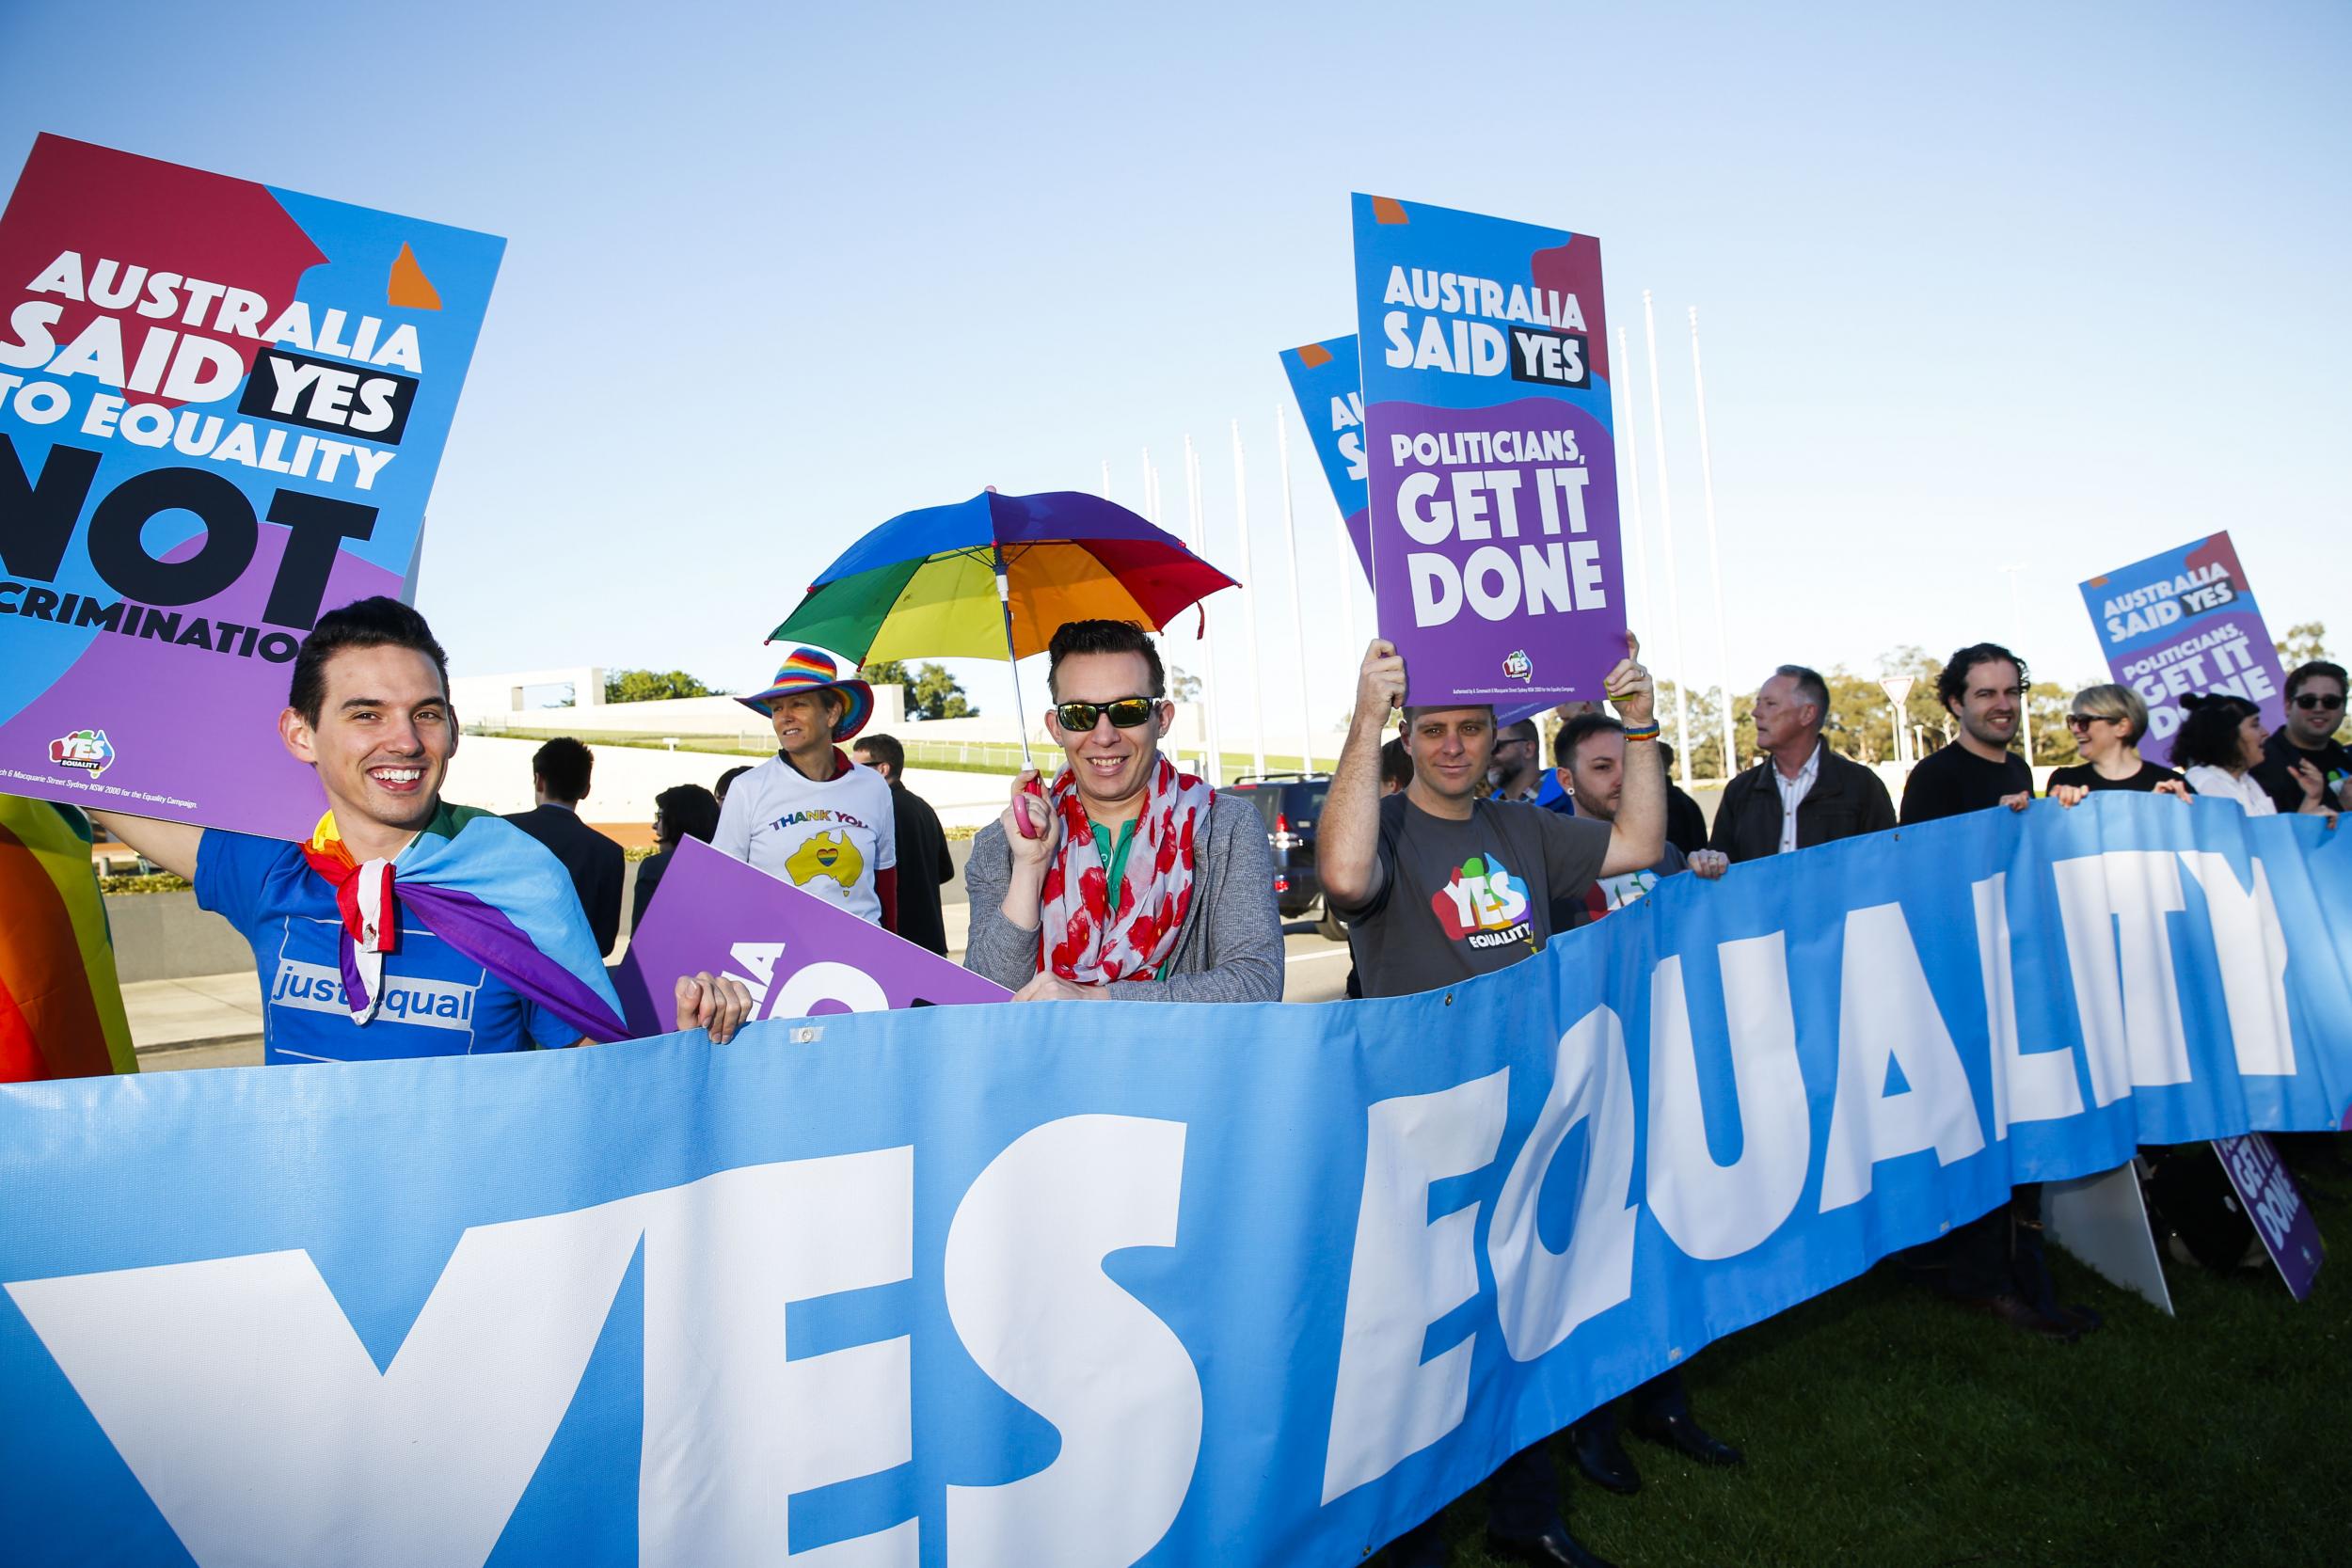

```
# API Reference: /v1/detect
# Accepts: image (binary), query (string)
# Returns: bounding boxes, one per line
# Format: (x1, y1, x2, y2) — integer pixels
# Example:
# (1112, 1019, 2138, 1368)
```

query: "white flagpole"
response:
(1140, 450, 1155, 525)
(1642, 290, 1695, 786)
(1613, 324, 1654, 634)
(1100, 458, 1112, 501)
(1275, 407, 1318, 772)
(1230, 420, 1268, 777)
(1184, 436, 1226, 784)
(1689, 307, 1740, 779)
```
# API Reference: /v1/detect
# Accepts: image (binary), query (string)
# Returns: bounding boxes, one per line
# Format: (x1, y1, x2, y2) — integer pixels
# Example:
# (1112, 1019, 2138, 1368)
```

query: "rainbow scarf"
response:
(300, 804, 628, 1043)
(0, 796, 137, 1082)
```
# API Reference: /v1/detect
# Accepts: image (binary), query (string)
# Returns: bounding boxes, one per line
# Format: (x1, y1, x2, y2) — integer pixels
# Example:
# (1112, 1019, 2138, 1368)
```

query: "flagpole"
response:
(1100, 458, 1112, 501)
(1642, 290, 1695, 786)
(1275, 407, 1317, 772)
(1184, 436, 1227, 784)
(1689, 306, 1740, 778)
(1613, 324, 1654, 634)
(1231, 419, 1268, 777)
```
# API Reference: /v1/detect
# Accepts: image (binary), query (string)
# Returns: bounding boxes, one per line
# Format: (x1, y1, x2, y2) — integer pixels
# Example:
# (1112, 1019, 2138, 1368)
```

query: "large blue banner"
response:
(3, 795, 2348, 1566)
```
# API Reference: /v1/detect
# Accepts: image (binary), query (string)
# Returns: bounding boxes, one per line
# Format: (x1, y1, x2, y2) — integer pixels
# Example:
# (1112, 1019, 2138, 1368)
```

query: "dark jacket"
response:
(889, 781, 955, 957)
(1708, 746, 1897, 864)
(505, 802, 625, 957)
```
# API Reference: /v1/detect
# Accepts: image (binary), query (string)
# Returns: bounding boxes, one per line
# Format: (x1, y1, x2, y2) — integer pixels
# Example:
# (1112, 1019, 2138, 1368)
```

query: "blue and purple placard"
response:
(2079, 531, 2286, 768)
(0, 134, 502, 837)
(2214, 1132, 2325, 1301)
(613, 837, 1007, 1036)
(1278, 335, 1372, 585)
(1351, 194, 1624, 706)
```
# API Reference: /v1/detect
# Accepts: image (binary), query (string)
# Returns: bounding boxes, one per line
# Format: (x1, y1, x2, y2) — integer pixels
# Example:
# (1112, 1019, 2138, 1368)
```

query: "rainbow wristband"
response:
(1622, 721, 1662, 742)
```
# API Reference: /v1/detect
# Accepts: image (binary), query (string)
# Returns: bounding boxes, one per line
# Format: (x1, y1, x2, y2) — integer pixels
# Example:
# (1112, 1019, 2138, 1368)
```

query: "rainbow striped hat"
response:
(738, 647, 875, 740)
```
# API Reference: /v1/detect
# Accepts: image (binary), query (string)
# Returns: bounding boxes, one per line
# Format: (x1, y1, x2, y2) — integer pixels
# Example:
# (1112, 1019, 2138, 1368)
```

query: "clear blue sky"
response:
(6, 0, 2347, 732)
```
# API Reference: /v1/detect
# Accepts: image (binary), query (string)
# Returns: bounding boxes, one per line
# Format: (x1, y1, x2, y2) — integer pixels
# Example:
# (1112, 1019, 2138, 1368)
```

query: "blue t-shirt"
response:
(197, 830, 578, 1064)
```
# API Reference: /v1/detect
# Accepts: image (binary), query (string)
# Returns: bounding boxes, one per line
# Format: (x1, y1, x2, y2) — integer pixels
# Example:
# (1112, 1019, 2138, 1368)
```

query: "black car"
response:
(1222, 773, 1329, 919)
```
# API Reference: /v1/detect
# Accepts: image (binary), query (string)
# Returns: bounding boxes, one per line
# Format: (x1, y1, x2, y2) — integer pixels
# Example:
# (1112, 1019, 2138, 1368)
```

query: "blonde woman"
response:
(2045, 684, 2188, 804)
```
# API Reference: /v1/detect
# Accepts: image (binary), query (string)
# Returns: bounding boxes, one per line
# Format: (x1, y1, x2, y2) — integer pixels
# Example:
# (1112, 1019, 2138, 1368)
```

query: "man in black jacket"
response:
(505, 737, 626, 958)
(853, 733, 955, 956)
(1708, 665, 1895, 863)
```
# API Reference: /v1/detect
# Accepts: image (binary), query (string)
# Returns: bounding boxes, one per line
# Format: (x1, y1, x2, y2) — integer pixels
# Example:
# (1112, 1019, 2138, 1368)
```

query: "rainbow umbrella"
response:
(769, 488, 1238, 765)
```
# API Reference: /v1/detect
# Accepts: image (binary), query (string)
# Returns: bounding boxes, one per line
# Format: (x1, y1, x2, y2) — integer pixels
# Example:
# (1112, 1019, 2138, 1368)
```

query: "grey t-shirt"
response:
(1337, 793, 1613, 999)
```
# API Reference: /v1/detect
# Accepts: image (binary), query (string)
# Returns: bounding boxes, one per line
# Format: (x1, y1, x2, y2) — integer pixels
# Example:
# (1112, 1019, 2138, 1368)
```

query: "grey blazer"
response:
(962, 791, 1284, 1002)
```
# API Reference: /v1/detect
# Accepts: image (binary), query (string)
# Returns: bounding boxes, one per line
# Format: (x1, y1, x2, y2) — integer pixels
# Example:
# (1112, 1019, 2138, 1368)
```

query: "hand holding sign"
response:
(1601, 630, 1654, 727)
(1354, 639, 1406, 727)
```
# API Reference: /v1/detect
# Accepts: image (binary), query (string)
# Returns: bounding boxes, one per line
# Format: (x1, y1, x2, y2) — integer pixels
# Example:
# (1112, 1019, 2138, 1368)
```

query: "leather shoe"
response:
(1966, 1291, 2080, 1341)
(1566, 1421, 1641, 1494)
(1628, 1409, 1744, 1467)
(1485, 1520, 1618, 1568)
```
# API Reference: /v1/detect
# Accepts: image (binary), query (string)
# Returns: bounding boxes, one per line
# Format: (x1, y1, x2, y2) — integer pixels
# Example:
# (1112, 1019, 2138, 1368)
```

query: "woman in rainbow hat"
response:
(711, 647, 899, 930)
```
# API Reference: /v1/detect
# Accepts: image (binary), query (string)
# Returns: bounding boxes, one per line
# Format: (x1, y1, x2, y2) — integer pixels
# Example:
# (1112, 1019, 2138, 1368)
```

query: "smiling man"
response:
(962, 619, 1281, 1002)
(1321, 633, 1662, 1568)
(94, 596, 750, 1062)
(712, 647, 898, 930)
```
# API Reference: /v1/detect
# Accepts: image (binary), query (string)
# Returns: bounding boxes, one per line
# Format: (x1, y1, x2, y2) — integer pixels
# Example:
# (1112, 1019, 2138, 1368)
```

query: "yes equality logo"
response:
(49, 728, 116, 778)
(1430, 854, 1530, 946)
(1502, 649, 1534, 684)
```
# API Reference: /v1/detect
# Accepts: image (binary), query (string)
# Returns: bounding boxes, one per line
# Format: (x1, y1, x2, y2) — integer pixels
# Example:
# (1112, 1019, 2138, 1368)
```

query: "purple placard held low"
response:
(2213, 1132, 2325, 1301)
(613, 837, 1007, 1037)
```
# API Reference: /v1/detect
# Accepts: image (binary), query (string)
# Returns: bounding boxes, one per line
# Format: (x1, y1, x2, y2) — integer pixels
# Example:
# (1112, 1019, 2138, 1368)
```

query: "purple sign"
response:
(613, 838, 1006, 1037)
(2078, 532, 2287, 768)
(2214, 1132, 2324, 1301)
(1351, 194, 1624, 707)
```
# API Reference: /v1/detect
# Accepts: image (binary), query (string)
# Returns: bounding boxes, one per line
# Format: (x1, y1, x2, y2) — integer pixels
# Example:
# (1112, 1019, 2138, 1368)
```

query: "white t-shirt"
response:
(2183, 766, 2278, 817)
(713, 751, 898, 923)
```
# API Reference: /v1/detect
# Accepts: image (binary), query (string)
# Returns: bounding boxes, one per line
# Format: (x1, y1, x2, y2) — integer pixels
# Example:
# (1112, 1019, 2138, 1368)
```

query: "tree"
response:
(892, 662, 976, 721)
(604, 669, 715, 704)
(2279, 622, 2332, 668)
(861, 659, 910, 687)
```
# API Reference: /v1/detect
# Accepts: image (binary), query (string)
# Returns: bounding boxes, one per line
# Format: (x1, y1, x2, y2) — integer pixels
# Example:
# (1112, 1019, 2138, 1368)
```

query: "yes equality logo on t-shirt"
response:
(1431, 854, 1531, 949)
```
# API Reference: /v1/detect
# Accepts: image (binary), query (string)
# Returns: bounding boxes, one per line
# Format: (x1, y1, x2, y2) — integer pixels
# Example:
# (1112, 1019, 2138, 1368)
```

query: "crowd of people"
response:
(77, 589, 2350, 1568)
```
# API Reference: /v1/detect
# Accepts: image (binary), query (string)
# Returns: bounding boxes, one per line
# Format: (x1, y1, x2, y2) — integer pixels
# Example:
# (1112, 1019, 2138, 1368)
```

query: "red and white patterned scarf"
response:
(1038, 755, 1216, 984)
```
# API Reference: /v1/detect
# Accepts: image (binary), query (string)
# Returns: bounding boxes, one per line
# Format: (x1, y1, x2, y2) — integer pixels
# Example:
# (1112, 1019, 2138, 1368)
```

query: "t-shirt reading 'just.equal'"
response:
(196, 829, 578, 1064)
(1337, 793, 1613, 1000)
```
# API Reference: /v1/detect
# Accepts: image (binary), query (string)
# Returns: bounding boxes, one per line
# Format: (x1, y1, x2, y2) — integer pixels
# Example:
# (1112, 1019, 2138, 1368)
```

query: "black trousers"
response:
(1908, 1182, 2056, 1307)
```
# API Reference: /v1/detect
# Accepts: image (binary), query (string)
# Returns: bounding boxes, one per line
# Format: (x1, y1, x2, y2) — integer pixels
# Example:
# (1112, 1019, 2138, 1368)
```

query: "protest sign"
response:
(0, 135, 503, 836)
(613, 836, 1006, 1035)
(1278, 334, 1372, 584)
(2079, 531, 2286, 767)
(2214, 1132, 2325, 1300)
(6, 794, 2351, 1564)
(1351, 194, 1624, 705)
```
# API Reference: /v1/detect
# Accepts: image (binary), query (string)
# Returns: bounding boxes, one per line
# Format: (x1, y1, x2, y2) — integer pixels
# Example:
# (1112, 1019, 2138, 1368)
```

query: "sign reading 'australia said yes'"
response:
(1351, 194, 1625, 705)
(0, 135, 503, 837)
(2078, 531, 2289, 768)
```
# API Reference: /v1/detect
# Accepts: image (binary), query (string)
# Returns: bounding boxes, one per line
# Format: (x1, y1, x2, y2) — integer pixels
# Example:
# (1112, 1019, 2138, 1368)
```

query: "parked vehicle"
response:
(1221, 772, 1330, 921)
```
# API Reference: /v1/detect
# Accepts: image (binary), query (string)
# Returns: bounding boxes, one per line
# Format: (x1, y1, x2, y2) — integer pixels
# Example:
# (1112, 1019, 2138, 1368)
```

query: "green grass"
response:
(1419, 1164, 2352, 1567)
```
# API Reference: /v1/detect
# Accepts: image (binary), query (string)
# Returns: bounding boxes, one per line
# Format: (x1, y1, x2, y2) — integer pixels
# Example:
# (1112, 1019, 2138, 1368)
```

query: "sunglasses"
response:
(1053, 696, 1160, 731)
(2064, 714, 2118, 732)
(2294, 693, 2345, 711)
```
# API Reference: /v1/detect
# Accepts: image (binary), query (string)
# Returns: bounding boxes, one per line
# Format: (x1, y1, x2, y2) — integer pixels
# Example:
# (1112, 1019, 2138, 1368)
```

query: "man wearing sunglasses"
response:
(962, 619, 1282, 1002)
(2252, 660, 2351, 816)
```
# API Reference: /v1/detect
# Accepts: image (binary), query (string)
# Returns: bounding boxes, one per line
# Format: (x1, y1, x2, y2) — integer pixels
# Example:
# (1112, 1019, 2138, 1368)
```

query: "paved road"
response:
(138, 924, 1355, 1074)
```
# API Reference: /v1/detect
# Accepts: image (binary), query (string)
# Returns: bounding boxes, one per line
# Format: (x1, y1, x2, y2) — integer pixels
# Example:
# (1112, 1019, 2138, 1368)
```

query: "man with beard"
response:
(963, 619, 1281, 1002)
(1899, 641, 2098, 1339)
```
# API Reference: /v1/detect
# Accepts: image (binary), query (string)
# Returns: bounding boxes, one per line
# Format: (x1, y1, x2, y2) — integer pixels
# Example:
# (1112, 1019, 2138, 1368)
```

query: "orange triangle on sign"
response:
(388, 243, 443, 310)
(1296, 342, 1333, 369)
(1371, 196, 1409, 226)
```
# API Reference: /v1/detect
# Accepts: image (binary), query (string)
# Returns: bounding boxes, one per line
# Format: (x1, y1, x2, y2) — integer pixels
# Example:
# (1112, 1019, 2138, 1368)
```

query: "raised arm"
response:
(1322, 639, 1405, 912)
(1596, 633, 1667, 878)
(89, 811, 203, 882)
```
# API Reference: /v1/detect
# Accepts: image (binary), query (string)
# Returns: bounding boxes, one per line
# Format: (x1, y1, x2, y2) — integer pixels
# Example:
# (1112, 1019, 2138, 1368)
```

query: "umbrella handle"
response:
(994, 544, 1045, 839)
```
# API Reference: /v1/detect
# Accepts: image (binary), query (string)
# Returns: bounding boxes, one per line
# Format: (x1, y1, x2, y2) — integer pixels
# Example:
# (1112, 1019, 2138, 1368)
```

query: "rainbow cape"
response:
(0, 796, 137, 1082)
(301, 804, 628, 1043)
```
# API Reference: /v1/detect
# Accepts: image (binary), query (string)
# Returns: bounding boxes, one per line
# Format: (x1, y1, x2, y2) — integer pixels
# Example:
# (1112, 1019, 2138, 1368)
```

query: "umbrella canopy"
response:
(770, 489, 1237, 663)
